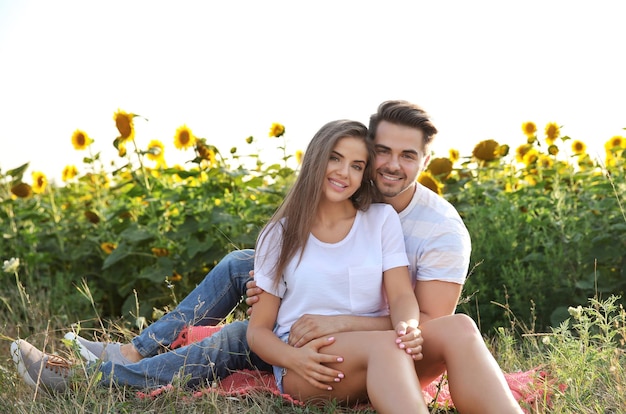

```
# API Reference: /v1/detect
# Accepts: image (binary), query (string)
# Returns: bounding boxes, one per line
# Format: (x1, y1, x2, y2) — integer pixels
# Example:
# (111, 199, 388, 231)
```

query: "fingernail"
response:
(337, 357, 344, 362)
(327, 386, 333, 391)
(399, 343, 405, 349)
(338, 373, 344, 379)
(406, 348, 412, 353)
(328, 337, 335, 341)
(395, 338, 401, 344)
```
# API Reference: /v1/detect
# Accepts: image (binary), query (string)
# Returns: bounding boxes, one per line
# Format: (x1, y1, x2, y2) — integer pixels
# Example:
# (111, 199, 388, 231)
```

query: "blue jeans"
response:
(98, 249, 272, 388)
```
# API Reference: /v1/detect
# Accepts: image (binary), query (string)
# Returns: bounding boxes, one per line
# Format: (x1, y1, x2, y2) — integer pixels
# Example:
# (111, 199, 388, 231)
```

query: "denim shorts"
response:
(272, 332, 290, 393)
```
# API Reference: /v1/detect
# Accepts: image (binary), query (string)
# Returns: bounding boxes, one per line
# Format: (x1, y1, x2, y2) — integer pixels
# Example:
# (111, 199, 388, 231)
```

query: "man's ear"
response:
(422, 154, 431, 170)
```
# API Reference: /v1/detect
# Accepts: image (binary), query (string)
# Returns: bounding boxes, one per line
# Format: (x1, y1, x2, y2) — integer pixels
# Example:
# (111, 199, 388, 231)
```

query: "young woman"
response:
(246, 119, 429, 413)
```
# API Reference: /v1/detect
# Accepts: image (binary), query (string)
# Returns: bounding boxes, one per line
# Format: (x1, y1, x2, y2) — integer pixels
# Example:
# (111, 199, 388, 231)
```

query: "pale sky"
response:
(1, 0, 624, 183)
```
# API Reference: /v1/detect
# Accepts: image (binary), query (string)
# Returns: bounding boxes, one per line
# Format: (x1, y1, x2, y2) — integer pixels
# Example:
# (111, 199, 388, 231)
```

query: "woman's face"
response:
(322, 136, 368, 203)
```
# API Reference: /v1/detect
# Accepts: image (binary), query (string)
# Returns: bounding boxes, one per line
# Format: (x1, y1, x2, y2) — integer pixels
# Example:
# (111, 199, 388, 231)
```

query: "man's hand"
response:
(288, 314, 344, 348)
(245, 272, 264, 316)
(394, 320, 423, 360)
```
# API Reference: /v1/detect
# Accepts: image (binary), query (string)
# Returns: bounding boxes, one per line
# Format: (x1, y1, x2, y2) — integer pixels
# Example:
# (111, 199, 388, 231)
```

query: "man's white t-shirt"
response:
(254, 203, 409, 337)
(400, 183, 471, 285)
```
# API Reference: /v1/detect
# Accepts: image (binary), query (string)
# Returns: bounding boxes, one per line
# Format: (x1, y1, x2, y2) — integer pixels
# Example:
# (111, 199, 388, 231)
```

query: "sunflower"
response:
(548, 145, 559, 156)
(117, 142, 127, 157)
(31, 171, 47, 194)
(246, 136, 254, 144)
(578, 154, 594, 171)
(571, 140, 587, 155)
(100, 242, 117, 254)
(537, 154, 554, 169)
(521, 121, 537, 138)
(196, 141, 208, 159)
(515, 144, 533, 163)
(269, 122, 285, 138)
(605, 136, 625, 152)
(174, 125, 196, 150)
(113, 109, 135, 142)
(544, 122, 560, 145)
(498, 144, 510, 157)
(448, 149, 460, 163)
(170, 270, 183, 282)
(295, 149, 304, 165)
(62, 165, 78, 182)
(417, 171, 442, 195)
(151, 247, 169, 257)
(427, 157, 453, 178)
(71, 129, 93, 150)
(146, 140, 165, 162)
(84, 210, 100, 224)
(472, 139, 499, 162)
(204, 148, 217, 169)
(10, 182, 32, 198)
(522, 148, 539, 166)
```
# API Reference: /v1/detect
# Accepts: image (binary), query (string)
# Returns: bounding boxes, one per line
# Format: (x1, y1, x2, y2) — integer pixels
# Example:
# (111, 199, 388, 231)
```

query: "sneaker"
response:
(63, 332, 132, 366)
(63, 332, 101, 363)
(10, 339, 71, 393)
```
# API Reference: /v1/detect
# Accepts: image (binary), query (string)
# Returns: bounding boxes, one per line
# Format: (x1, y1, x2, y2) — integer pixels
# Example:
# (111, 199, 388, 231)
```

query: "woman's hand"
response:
(288, 336, 345, 391)
(394, 320, 423, 360)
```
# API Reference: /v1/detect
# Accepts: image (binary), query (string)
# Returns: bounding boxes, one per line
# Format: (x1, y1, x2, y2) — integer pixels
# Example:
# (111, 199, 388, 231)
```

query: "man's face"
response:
(372, 121, 430, 205)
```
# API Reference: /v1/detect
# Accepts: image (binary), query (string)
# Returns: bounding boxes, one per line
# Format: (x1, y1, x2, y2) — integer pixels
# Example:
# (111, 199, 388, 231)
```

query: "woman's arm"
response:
(246, 290, 346, 390)
(383, 266, 423, 359)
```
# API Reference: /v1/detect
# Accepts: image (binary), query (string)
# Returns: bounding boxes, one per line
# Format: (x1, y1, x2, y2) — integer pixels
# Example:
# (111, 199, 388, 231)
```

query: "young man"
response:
(13, 101, 523, 412)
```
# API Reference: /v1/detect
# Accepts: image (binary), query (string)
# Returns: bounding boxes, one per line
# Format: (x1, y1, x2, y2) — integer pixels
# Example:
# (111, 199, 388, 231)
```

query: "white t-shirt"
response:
(254, 203, 409, 337)
(400, 183, 471, 285)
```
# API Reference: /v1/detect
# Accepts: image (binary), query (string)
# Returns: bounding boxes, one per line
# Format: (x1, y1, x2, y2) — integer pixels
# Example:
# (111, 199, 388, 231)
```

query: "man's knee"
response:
(226, 249, 255, 262)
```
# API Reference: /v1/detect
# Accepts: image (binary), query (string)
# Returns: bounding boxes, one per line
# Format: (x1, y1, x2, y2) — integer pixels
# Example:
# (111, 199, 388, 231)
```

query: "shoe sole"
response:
(63, 332, 99, 363)
(10, 340, 38, 389)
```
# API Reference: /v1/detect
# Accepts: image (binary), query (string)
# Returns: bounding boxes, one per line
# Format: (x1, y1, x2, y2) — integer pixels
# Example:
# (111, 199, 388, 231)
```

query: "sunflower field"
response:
(1, 112, 625, 337)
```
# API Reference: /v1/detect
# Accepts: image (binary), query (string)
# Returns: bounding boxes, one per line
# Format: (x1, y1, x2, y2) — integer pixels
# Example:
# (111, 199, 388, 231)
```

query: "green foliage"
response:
(1, 121, 295, 329)
(441, 140, 626, 332)
(491, 296, 626, 413)
(1, 116, 625, 335)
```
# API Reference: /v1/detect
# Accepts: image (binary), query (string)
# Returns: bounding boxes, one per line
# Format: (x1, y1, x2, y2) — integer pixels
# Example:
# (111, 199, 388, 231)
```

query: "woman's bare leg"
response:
(416, 314, 523, 414)
(283, 330, 428, 414)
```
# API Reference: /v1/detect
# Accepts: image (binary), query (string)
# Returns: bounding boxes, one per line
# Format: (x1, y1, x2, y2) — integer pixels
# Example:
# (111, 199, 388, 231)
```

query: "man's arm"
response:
(246, 275, 464, 345)
(288, 280, 461, 347)
(414, 280, 463, 324)
(288, 314, 392, 348)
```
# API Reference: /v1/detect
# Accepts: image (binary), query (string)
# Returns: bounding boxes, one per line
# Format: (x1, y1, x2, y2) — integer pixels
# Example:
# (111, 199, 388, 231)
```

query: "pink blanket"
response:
(139, 325, 559, 412)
